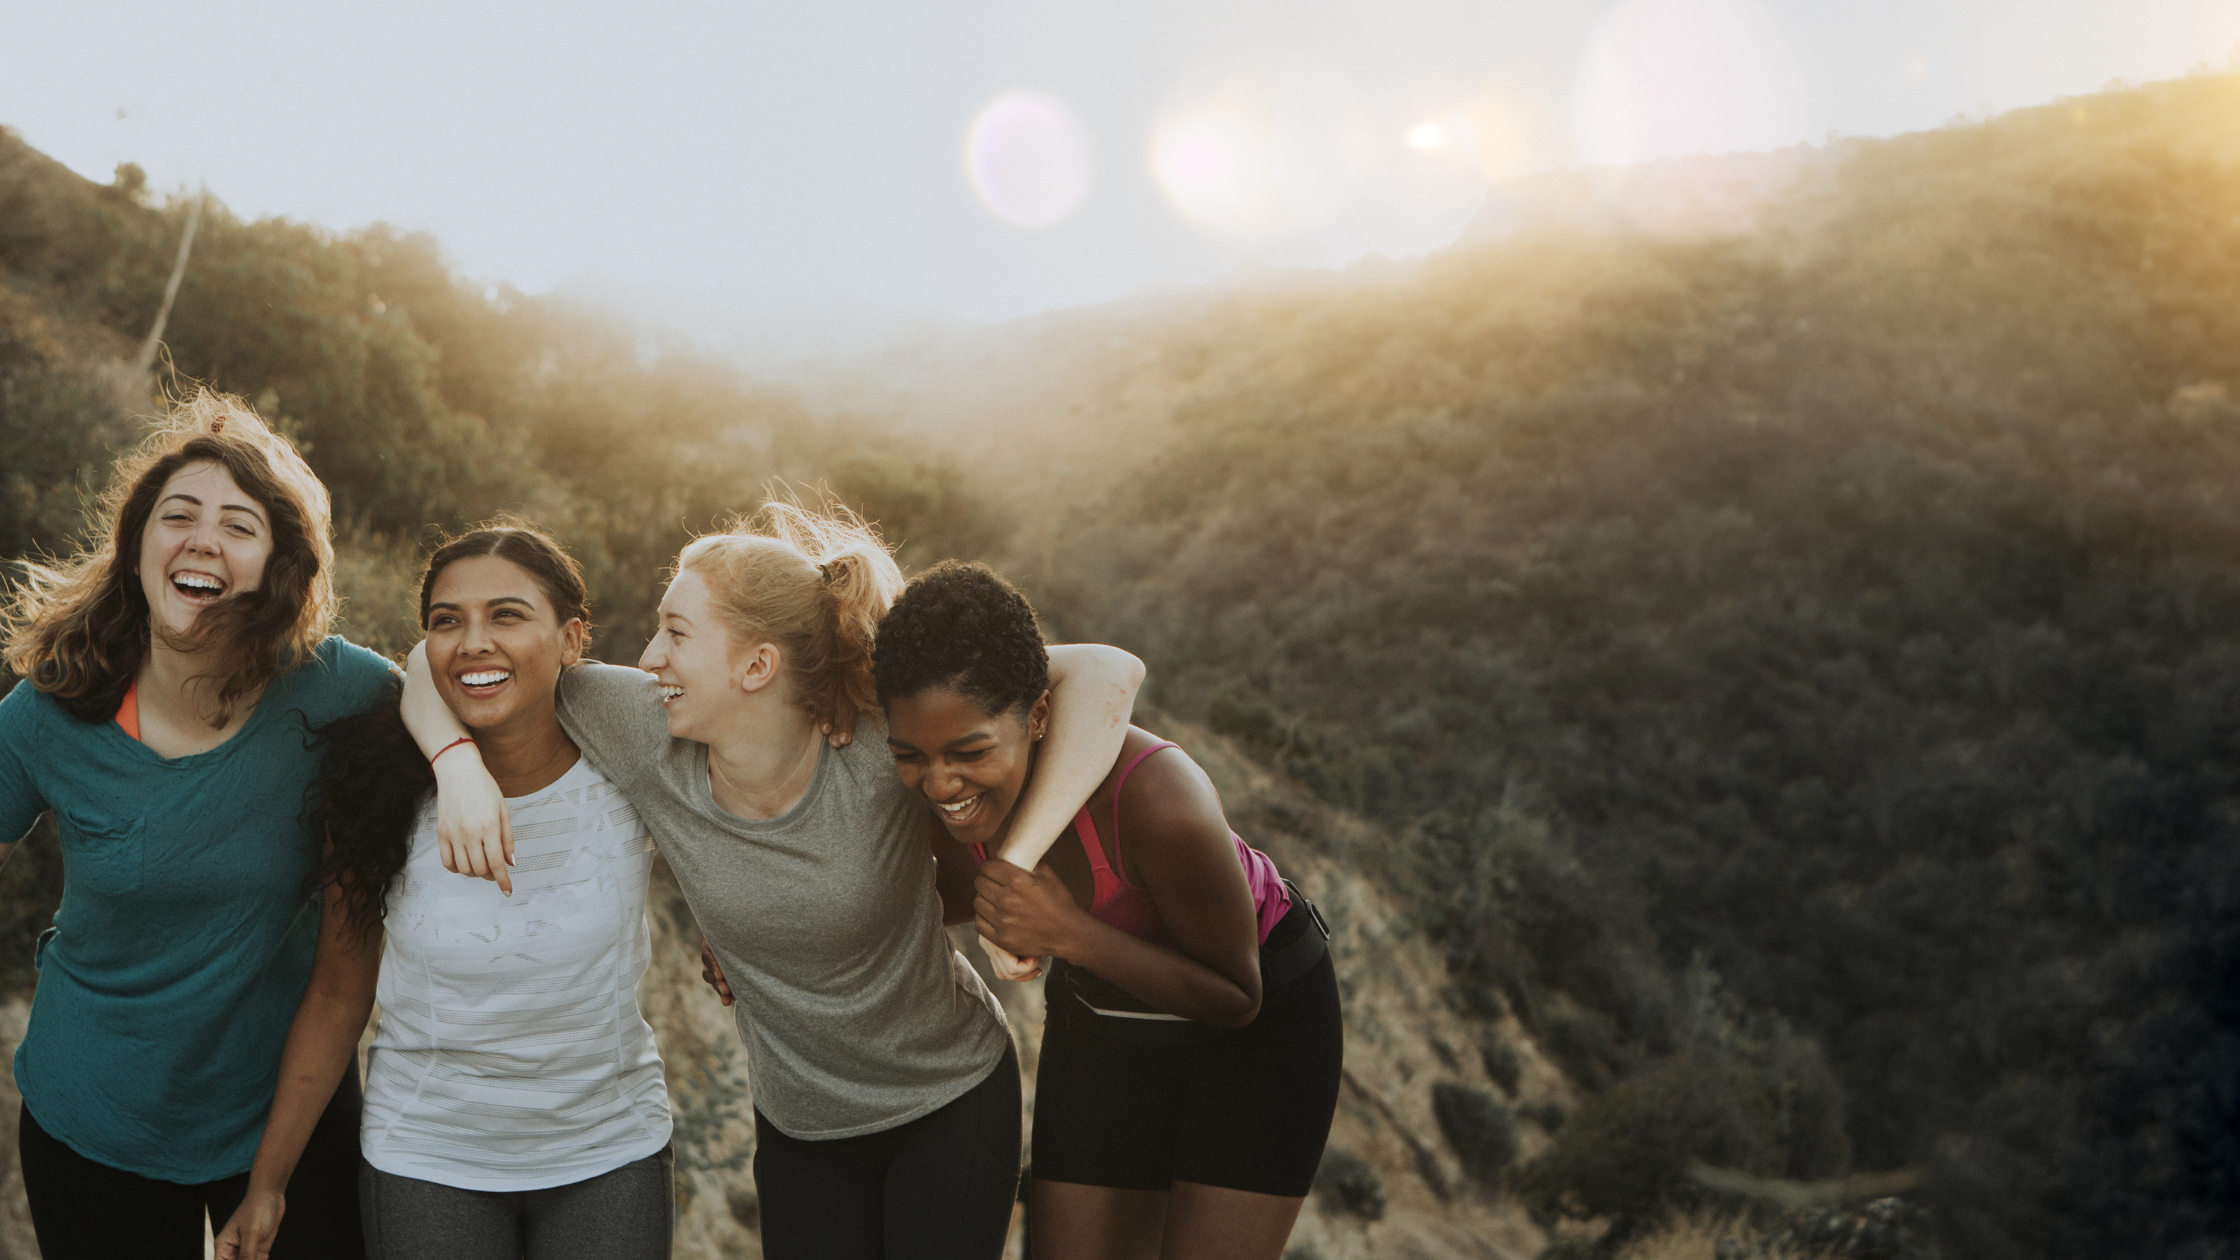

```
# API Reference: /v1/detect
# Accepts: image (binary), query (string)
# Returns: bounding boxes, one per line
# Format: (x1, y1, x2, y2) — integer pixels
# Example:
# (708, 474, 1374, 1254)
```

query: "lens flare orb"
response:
(1148, 51, 1370, 246)
(965, 92, 1092, 229)
(1568, 0, 1806, 166)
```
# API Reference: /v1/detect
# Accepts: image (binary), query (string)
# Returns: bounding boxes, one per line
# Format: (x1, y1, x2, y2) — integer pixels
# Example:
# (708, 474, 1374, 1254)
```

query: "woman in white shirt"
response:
(215, 524, 672, 1260)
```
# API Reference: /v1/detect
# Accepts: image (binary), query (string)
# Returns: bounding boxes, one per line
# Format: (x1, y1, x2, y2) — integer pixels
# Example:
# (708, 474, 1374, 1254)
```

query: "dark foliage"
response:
(1432, 1081, 1522, 1191)
(1015, 75, 2240, 1259)
(1520, 1099, 1568, 1134)
(1311, 1146, 1388, 1221)
(1517, 1057, 1783, 1223)
(1482, 1041, 1523, 1095)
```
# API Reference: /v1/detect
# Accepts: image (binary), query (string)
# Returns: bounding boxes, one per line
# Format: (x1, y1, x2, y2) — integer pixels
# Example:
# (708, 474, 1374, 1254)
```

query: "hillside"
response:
(6, 70, 2240, 1260)
(953, 74, 2240, 1260)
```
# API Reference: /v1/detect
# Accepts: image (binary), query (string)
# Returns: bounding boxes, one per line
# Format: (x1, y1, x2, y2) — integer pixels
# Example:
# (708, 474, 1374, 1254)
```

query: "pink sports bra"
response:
(970, 741, 1292, 944)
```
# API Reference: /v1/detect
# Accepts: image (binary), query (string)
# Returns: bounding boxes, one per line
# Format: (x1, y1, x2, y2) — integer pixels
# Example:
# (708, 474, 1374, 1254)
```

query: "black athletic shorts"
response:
(1028, 899, 1343, 1197)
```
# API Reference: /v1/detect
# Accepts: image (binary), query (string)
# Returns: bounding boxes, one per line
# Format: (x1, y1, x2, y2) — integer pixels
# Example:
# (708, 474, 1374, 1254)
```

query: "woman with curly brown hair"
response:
(0, 391, 393, 1258)
(874, 561, 1341, 1260)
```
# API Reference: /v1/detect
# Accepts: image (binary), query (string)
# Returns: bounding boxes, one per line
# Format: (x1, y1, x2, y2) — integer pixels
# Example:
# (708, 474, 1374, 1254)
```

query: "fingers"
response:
(978, 857, 1029, 883)
(977, 934, 1042, 982)
(492, 817, 514, 897)
(700, 938, 734, 1007)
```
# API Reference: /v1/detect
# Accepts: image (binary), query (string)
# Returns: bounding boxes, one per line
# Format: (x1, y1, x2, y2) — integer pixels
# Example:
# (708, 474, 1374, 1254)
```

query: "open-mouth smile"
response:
(456, 669, 513, 698)
(934, 792, 988, 829)
(169, 571, 227, 604)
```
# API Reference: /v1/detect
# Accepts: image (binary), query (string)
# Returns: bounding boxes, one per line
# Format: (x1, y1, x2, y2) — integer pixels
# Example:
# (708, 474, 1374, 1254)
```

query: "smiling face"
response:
(639, 567, 761, 743)
(884, 683, 1050, 849)
(136, 460, 275, 638)
(425, 554, 585, 737)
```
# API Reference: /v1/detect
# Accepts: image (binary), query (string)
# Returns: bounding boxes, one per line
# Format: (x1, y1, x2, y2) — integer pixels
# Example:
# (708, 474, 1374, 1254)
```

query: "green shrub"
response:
(1483, 1041, 1523, 1094)
(1310, 1147, 1386, 1221)
(1520, 1099, 1568, 1133)
(1516, 1057, 1783, 1224)
(1540, 1008, 1623, 1092)
(1432, 1082, 1521, 1190)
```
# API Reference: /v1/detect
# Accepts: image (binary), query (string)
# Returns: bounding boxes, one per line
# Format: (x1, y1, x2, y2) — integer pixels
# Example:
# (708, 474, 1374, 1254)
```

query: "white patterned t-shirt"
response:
(360, 755, 671, 1191)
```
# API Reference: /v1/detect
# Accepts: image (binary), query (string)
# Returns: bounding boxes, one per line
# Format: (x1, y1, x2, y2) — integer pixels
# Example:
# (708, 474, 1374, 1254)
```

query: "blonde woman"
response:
(0, 393, 388, 1258)
(407, 504, 1141, 1259)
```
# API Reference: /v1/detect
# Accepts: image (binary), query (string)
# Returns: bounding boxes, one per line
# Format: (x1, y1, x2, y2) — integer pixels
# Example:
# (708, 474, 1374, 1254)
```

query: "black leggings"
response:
(18, 1063, 366, 1260)
(752, 1043, 1021, 1260)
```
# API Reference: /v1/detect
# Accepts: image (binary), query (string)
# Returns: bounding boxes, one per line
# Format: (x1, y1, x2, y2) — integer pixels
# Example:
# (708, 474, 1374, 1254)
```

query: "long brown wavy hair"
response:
(2, 391, 336, 726)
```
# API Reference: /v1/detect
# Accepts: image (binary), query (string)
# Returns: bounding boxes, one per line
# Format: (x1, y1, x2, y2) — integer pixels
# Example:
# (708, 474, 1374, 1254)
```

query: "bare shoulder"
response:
(1112, 730, 1230, 850)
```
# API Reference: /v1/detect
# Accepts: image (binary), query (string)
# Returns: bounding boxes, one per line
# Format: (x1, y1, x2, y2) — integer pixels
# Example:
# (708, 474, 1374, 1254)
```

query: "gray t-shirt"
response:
(556, 661, 1010, 1139)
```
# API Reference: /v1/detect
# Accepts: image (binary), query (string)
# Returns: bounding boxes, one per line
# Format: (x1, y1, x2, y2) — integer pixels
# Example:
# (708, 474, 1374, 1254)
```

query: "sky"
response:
(3, 0, 2237, 327)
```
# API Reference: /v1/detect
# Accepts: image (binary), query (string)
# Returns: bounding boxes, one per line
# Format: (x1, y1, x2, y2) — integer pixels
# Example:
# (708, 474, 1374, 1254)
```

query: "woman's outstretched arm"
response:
(978, 643, 1142, 979)
(213, 878, 381, 1260)
(402, 642, 514, 895)
(994, 644, 1142, 869)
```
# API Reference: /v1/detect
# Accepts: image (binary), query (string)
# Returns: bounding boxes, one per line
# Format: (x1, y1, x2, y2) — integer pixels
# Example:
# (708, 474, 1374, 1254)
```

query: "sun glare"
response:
(1148, 52, 1370, 246)
(1568, 0, 1806, 166)
(964, 92, 1093, 229)
(1406, 119, 1455, 153)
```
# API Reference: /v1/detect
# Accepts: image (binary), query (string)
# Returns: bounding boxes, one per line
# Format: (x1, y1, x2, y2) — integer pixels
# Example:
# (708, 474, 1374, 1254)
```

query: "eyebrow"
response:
(426, 596, 538, 613)
(886, 731, 998, 754)
(160, 492, 268, 523)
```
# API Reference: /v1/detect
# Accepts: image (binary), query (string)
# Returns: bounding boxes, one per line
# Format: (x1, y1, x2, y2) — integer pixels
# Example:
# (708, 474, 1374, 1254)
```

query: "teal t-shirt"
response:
(0, 636, 393, 1182)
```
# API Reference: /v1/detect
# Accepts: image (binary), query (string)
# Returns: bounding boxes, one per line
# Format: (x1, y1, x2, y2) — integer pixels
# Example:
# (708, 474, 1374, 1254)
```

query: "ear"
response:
(1027, 689, 1052, 742)
(560, 618, 587, 667)
(736, 641, 783, 695)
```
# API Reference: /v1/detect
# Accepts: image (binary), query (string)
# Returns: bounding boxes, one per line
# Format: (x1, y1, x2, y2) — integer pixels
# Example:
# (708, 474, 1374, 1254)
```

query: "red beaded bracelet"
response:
(429, 736, 477, 765)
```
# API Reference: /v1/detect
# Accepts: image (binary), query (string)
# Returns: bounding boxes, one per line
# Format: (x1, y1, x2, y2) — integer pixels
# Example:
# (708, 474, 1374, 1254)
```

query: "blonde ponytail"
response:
(677, 498, 902, 730)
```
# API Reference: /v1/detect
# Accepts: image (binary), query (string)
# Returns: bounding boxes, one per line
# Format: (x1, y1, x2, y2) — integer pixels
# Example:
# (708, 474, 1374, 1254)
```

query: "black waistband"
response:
(1049, 882, 1332, 1042)
(1260, 882, 1331, 989)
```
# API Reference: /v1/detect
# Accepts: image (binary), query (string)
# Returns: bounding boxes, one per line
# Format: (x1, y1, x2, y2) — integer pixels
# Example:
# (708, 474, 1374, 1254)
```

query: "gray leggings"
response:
(359, 1147, 673, 1260)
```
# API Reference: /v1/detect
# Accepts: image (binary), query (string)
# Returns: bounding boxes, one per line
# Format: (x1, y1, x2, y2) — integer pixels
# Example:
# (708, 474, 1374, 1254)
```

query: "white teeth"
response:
(659, 685, 684, 700)
(460, 671, 511, 687)
(173, 574, 222, 593)
(939, 798, 975, 814)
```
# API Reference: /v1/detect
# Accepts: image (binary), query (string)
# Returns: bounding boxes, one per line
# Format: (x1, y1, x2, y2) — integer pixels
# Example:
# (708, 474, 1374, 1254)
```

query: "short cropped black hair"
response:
(873, 560, 1049, 717)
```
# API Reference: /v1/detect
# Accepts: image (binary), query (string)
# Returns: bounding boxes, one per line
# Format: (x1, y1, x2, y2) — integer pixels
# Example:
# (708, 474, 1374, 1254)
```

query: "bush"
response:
(1521, 1100, 1569, 1133)
(1311, 1147, 1386, 1221)
(1483, 1041, 1524, 1094)
(1516, 1057, 1783, 1225)
(1540, 1008, 1624, 1092)
(1432, 1082, 1521, 1191)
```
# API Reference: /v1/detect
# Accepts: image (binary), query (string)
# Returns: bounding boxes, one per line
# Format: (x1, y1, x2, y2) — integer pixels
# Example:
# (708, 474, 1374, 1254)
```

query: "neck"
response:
(704, 700, 824, 821)
(474, 705, 581, 798)
(138, 630, 238, 727)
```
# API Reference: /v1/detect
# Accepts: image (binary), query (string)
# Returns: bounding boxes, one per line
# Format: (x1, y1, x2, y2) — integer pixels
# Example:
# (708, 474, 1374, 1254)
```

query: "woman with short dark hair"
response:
(874, 560, 1342, 1260)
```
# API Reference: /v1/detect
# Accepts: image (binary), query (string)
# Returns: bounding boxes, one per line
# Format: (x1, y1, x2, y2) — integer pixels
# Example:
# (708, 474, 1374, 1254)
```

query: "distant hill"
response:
(906, 73, 2240, 1260)
(6, 71, 2240, 1260)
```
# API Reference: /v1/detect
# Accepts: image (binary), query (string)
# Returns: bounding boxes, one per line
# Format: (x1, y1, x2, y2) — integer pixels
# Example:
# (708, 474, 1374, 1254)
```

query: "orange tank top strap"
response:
(115, 678, 141, 743)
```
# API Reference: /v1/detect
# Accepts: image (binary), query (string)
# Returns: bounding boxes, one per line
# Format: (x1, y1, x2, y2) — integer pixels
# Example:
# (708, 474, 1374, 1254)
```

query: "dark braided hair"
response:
(873, 561, 1048, 718)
